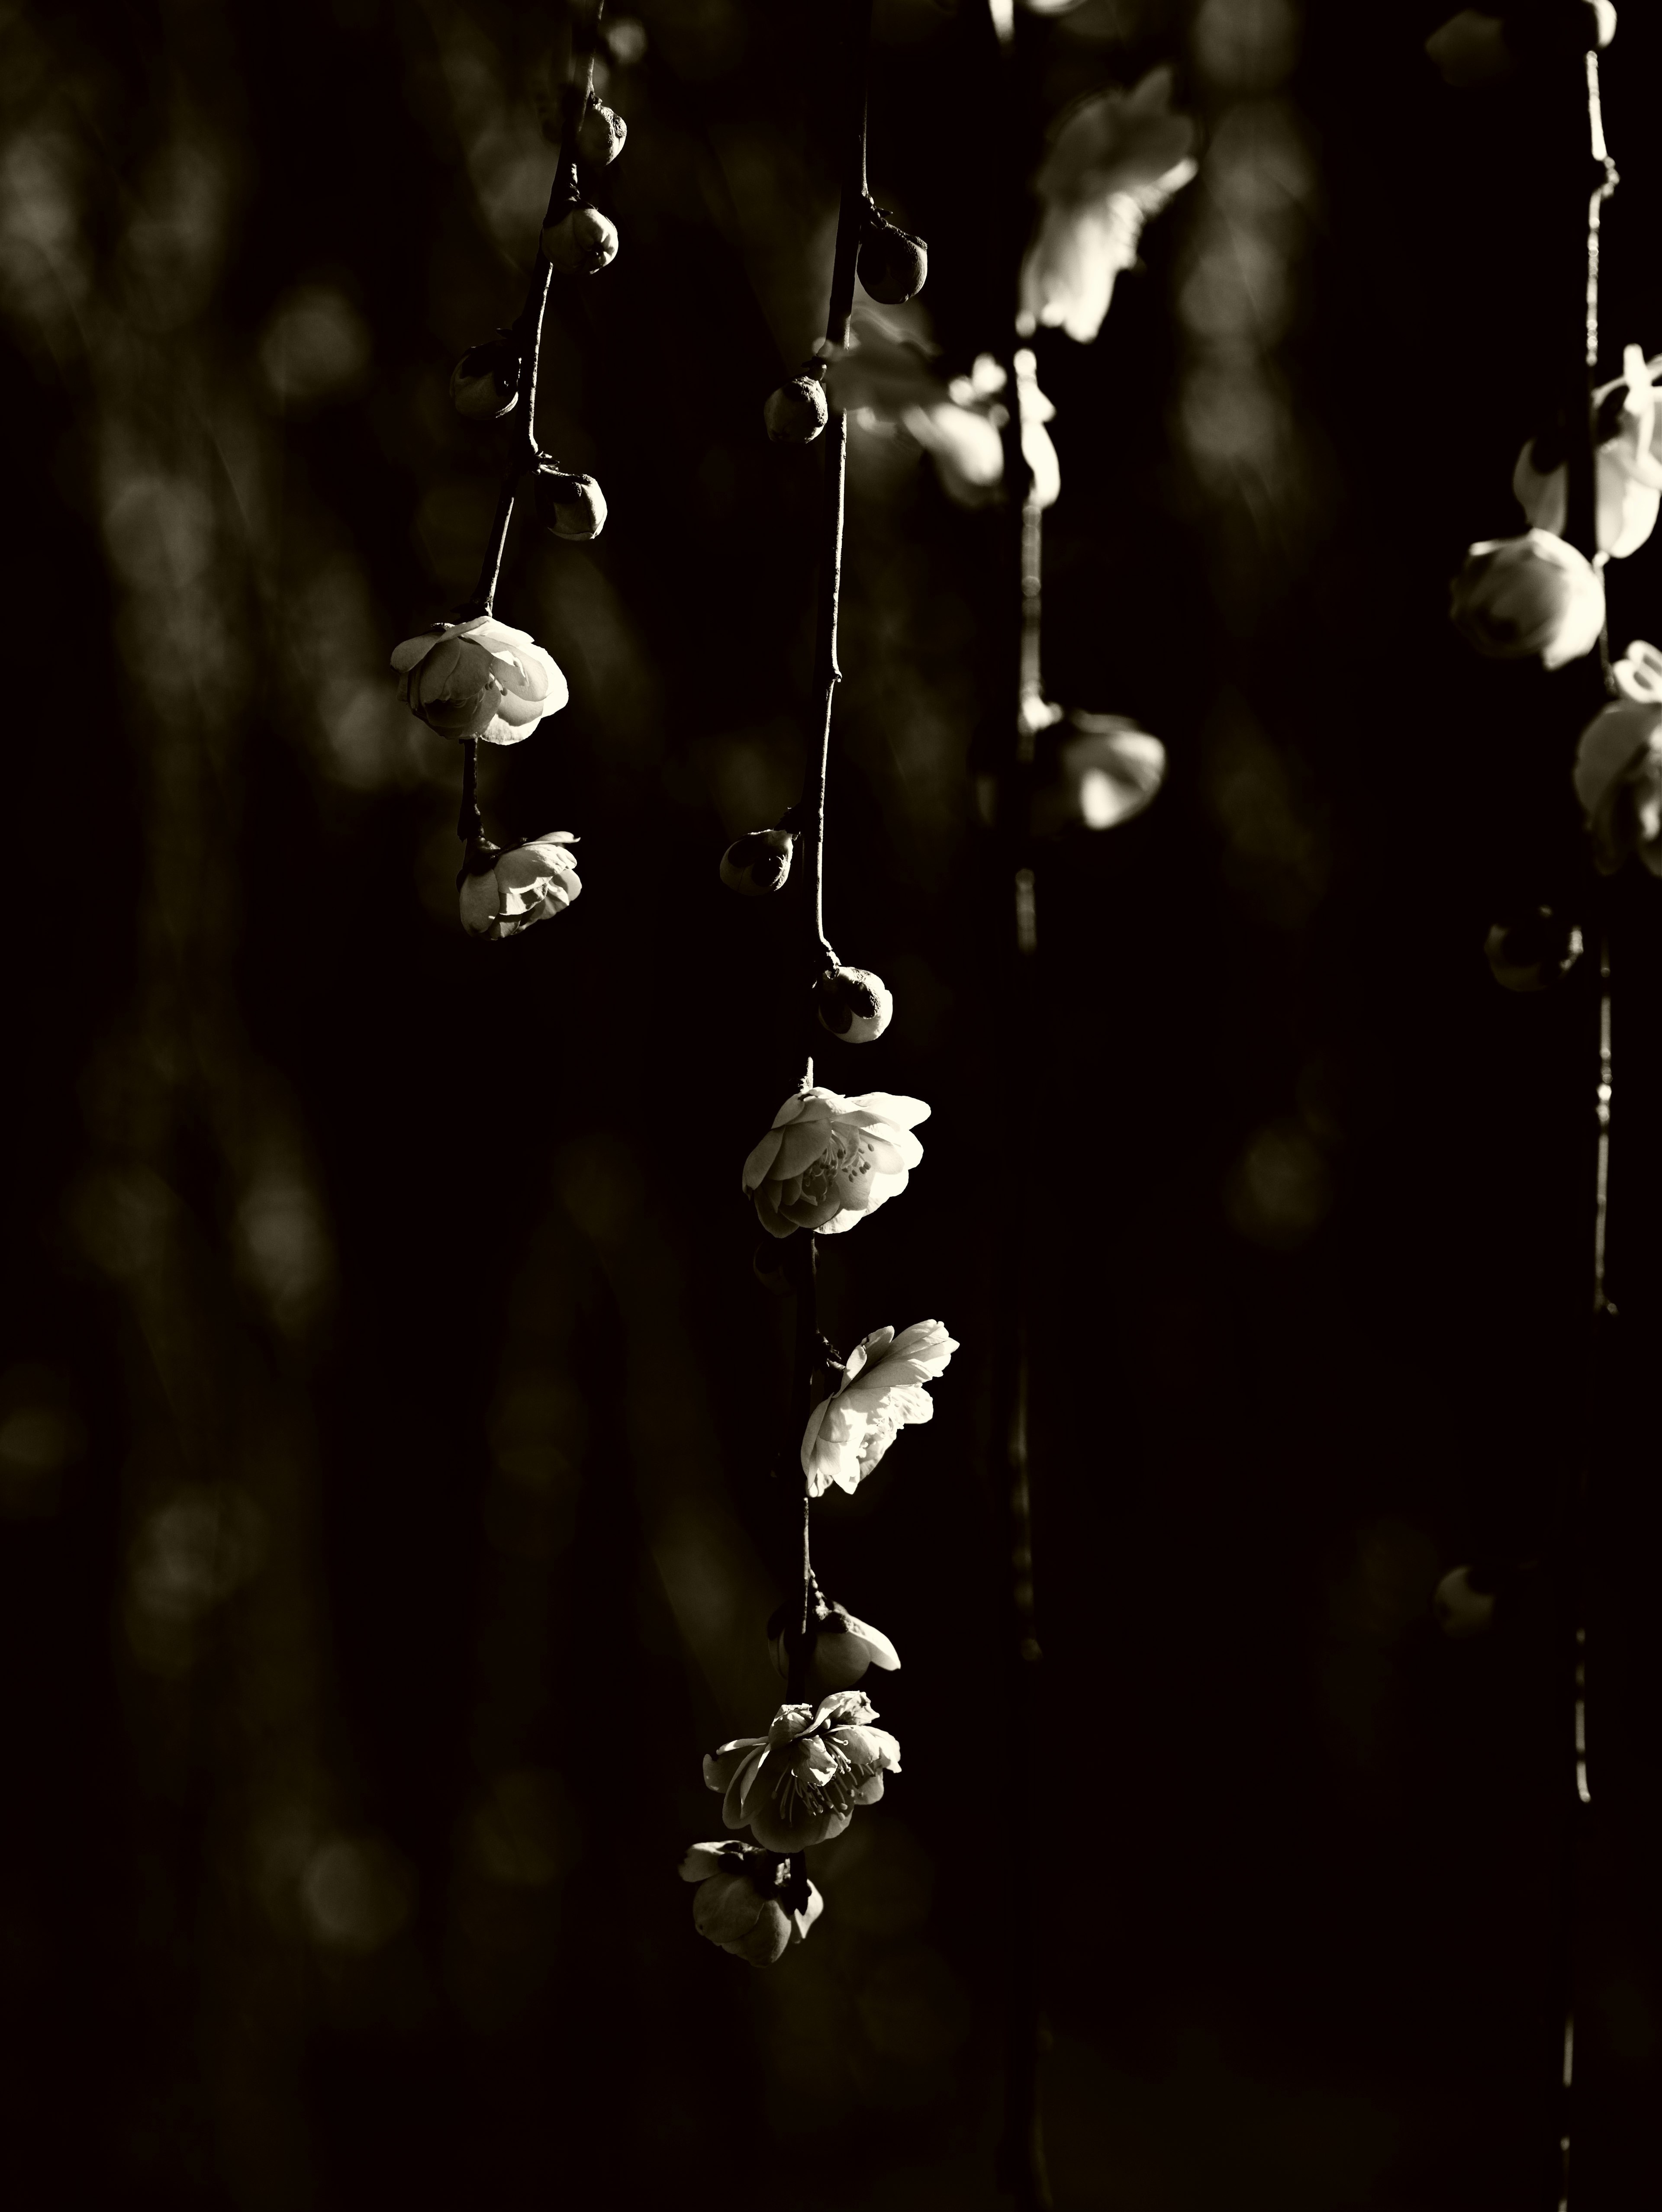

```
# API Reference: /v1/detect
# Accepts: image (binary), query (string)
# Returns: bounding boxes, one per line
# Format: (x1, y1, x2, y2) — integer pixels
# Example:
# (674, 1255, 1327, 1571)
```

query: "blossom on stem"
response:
(1018, 67, 1198, 345)
(1030, 711, 1167, 836)
(704, 1692, 901, 1852)
(741, 1085, 929, 1238)
(392, 617, 568, 745)
(679, 1840, 822, 1966)
(1573, 698, 1662, 875)
(1514, 347, 1662, 561)
(829, 315, 1058, 510)
(458, 833, 580, 940)
(1447, 530, 1604, 669)
(800, 1321, 957, 1497)
(767, 1594, 900, 1693)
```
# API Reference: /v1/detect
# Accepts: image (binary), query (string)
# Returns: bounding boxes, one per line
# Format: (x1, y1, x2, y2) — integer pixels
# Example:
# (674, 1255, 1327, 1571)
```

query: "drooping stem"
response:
(457, 739, 483, 846)
(800, 0, 873, 974)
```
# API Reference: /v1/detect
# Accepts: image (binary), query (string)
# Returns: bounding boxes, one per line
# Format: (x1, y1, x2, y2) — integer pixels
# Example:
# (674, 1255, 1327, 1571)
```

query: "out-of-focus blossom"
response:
(449, 336, 520, 421)
(1482, 907, 1582, 992)
(541, 201, 618, 275)
(392, 617, 568, 745)
(813, 965, 892, 1044)
(1614, 638, 1662, 701)
(1424, 11, 1514, 84)
(801, 1321, 957, 1498)
(578, 100, 627, 167)
(742, 1085, 928, 1239)
(1433, 1565, 1497, 1637)
(1514, 347, 1662, 560)
(704, 1692, 901, 1852)
(679, 1840, 822, 1966)
(1448, 530, 1604, 669)
(764, 373, 828, 444)
(1031, 711, 1167, 835)
(533, 466, 608, 542)
(1018, 67, 1198, 344)
(1573, 698, 1662, 874)
(767, 1592, 901, 1693)
(857, 209, 929, 306)
(830, 316, 1058, 510)
(721, 828, 795, 894)
(458, 834, 581, 940)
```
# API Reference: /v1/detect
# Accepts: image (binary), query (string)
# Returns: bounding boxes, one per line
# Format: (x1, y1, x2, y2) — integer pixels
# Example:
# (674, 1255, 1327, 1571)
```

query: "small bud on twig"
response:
(764, 374, 830, 445)
(450, 337, 521, 421)
(1483, 909, 1582, 992)
(720, 829, 796, 895)
(813, 965, 893, 1043)
(578, 99, 628, 167)
(541, 200, 620, 276)
(857, 206, 929, 305)
(533, 464, 608, 542)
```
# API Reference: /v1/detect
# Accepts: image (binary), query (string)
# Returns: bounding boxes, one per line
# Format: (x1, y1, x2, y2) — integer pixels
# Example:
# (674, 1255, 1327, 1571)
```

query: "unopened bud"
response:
(541, 201, 620, 276)
(767, 1595, 900, 1692)
(1483, 908, 1582, 993)
(534, 465, 608, 542)
(720, 829, 795, 895)
(764, 375, 829, 445)
(449, 338, 520, 421)
(857, 210, 928, 306)
(814, 965, 892, 1044)
(578, 100, 628, 167)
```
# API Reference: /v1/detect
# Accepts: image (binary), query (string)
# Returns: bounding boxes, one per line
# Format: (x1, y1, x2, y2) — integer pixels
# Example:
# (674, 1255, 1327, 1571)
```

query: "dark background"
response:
(3, 0, 1661, 2204)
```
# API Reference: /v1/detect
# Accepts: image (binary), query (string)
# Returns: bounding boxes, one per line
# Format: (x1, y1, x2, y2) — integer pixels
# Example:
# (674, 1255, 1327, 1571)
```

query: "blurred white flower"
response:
(1613, 638, 1662, 701)
(830, 313, 1059, 509)
(458, 833, 581, 941)
(392, 616, 567, 746)
(801, 1321, 958, 1498)
(1573, 698, 1662, 875)
(1424, 11, 1513, 85)
(1448, 530, 1604, 669)
(1018, 67, 1198, 344)
(1514, 346, 1662, 560)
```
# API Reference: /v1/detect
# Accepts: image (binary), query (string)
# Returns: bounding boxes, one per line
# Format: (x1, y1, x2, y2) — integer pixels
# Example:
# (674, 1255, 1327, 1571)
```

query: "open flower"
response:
(704, 1692, 901, 1853)
(1573, 698, 1662, 874)
(392, 616, 568, 745)
(1018, 67, 1198, 344)
(800, 1321, 957, 1498)
(679, 1840, 822, 1967)
(458, 833, 580, 940)
(1514, 347, 1662, 560)
(767, 1592, 900, 1694)
(742, 1085, 928, 1239)
(1448, 530, 1604, 669)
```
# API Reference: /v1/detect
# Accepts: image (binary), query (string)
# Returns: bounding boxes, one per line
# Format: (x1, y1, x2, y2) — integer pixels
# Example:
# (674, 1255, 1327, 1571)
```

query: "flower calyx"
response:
(533, 463, 608, 542)
(450, 334, 521, 421)
(765, 365, 830, 446)
(1482, 908, 1583, 992)
(814, 965, 893, 1044)
(720, 827, 796, 895)
(857, 203, 929, 306)
(541, 196, 620, 276)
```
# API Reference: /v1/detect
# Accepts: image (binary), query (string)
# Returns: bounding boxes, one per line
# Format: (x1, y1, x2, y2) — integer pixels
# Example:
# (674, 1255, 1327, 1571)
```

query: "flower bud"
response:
(1482, 908, 1582, 992)
(813, 966, 892, 1044)
(720, 829, 794, 895)
(449, 337, 520, 421)
(578, 100, 627, 167)
(541, 201, 619, 276)
(533, 465, 608, 543)
(857, 210, 929, 306)
(1448, 529, 1604, 670)
(1433, 1565, 1496, 1639)
(765, 375, 829, 445)
(767, 1595, 900, 1693)
(1575, 698, 1662, 873)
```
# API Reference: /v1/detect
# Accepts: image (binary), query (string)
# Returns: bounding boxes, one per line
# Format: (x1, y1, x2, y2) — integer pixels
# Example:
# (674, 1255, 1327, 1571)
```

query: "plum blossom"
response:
(742, 1085, 929, 1239)
(392, 616, 568, 746)
(1573, 697, 1662, 875)
(1612, 638, 1662, 702)
(458, 834, 580, 940)
(800, 1321, 958, 1498)
(1448, 530, 1604, 669)
(767, 1591, 900, 1693)
(1514, 347, 1662, 561)
(678, 1840, 822, 1967)
(704, 1692, 901, 1853)
(1018, 67, 1198, 345)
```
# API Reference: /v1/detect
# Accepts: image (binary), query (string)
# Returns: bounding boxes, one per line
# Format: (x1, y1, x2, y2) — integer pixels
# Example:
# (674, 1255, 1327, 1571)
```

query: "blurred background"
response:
(4, 0, 1662, 2203)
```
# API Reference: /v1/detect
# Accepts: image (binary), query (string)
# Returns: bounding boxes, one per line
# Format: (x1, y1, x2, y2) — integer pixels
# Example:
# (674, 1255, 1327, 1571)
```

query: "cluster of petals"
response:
(1574, 693, 1662, 876)
(1018, 67, 1198, 345)
(1514, 347, 1662, 562)
(742, 1084, 928, 1239)
(704, 1692, 902, 1852)
(1448, 529, 1604, 669)
(828, 312, 1059, 510)
(801, 1321, 958, 1498)
(391, 616, 568, 746)
(459, 833, 581, 940)
(678, 1840, 822, 1967)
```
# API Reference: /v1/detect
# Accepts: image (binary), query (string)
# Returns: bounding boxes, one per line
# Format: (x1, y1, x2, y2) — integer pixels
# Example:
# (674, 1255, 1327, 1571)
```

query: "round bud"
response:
(541, 202, 620, 276)
(1483, 908, 1582, 993)
(578, 100, 628, 167)
(764, 376, 829, 445)
(813, 965, 892, 1044)
(533, 466, 608, 542)
(1433, 1566, 1497, 1640)
(857, 212, 928, 306)
(449, 338, 520, 421)
(720, 830, 795, 896)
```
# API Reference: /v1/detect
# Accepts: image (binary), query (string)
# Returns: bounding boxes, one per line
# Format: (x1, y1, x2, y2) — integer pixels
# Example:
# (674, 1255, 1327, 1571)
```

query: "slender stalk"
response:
(457, 738, 482, 845)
